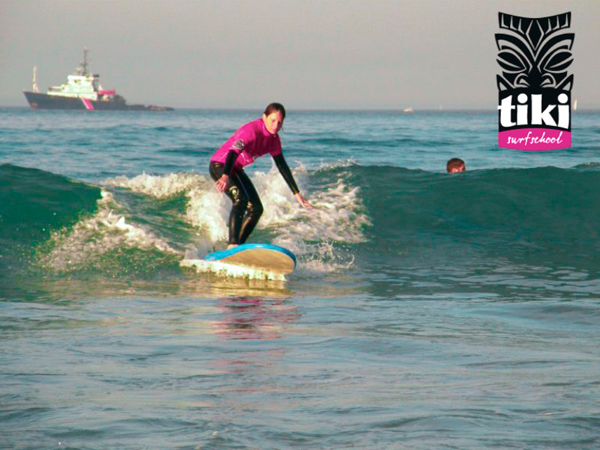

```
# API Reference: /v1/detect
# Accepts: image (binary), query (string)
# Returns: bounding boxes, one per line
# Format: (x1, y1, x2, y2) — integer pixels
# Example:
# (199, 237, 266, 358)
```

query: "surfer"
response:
(209, 103, 313, 249)
(447, 158, 466, 173)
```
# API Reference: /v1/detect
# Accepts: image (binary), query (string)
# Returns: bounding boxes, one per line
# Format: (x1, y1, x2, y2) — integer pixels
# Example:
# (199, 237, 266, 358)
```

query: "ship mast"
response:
(77, 47, 89, 76)
(32, 66, 40, 93)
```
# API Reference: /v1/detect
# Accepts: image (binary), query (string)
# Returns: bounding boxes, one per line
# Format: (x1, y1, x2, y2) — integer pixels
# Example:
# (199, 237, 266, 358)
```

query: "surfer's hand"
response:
(295, 193, 314, 209)
(215, 174, 229, 192)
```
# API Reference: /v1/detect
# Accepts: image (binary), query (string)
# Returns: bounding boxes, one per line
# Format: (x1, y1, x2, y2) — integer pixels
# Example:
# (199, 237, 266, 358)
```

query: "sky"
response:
(1, 0, 598, 110)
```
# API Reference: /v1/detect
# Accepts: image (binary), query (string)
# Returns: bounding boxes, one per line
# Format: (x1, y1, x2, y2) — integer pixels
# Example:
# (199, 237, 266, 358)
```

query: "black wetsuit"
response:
(209, 150, 299, 245)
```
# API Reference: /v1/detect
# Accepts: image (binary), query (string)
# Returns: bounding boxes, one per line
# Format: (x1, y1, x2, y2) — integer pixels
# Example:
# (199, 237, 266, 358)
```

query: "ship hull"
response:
(23, 91, 170, 111)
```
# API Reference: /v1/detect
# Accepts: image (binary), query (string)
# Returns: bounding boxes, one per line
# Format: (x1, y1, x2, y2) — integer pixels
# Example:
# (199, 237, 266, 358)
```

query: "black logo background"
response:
(496, 12, 574, 92)
(496, 12, 574, 133)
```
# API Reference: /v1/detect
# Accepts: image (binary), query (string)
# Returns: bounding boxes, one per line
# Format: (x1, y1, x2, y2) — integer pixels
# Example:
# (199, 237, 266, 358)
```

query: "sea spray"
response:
(105, 163, 371, 276)
(187, 162, 369, 274)
(36, 190, 180, 276)
(185, 187, 229, 243)
(103, 172, 208, 199)
(0, 164, 103, 274)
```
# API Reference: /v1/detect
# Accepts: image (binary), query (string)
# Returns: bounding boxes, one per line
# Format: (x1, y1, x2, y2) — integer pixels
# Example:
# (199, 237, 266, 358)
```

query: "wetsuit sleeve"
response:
(223, 150, 238, 176)
(273, 153, 300, 195)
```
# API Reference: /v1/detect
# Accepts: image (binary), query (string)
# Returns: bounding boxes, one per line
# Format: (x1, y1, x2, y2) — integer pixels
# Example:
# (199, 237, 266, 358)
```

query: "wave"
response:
(0, 164, 102, 272)
(3, 162, 600, 281)
(104, 162, 366, 277)
(345, 163, 600, 272)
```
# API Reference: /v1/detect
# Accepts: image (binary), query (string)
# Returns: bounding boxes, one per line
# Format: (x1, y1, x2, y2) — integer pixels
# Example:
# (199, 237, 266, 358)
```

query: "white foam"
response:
(181, 162, 370, 275)
(292, 240, 356, 275)
(101, 163, 371, 277)
(314, 158, 359, 173)
(103, 172, 228, 243)
(103, 172, 207, 198)
(181, 258, 286, 281)
(38, 189, 179, 273)
(184, 186, 229, 243)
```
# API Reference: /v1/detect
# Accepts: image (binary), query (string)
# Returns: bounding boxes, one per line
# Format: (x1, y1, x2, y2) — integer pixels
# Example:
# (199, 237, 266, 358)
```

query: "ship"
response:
(23, 49, 173, 111)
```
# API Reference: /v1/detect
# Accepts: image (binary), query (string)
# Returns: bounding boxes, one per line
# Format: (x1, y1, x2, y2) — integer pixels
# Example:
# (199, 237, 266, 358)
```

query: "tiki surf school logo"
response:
(496, 12, 574, 151)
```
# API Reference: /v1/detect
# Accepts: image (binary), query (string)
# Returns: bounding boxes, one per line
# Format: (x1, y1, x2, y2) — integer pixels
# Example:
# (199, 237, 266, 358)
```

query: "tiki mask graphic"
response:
(496, 12, 574, 151)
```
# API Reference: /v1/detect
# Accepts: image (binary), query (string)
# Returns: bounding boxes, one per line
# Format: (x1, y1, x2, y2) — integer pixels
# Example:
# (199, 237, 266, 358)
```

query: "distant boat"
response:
(23, 48, 173, 111)
(573, 99, 578, 112)
(403, 107, 414, 113)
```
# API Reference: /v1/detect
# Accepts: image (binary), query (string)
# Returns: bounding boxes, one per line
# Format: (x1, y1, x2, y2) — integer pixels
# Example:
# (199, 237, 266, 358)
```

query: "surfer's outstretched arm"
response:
(273, 153, 313, 209)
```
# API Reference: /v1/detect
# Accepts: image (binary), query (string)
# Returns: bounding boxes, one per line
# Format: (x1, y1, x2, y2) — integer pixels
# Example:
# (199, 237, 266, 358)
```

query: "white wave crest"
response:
(182, 162, 369, 275)
(39, 190, 179, 272)
(314, 158, 359, 173)
(185, 186, 229, 243)
(101, 163, 371, 277)
(103, 172, 208, 198)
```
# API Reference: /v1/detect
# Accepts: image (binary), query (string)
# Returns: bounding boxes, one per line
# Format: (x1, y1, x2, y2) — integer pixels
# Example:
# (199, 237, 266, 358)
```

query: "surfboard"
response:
(204, 243, 297, 275)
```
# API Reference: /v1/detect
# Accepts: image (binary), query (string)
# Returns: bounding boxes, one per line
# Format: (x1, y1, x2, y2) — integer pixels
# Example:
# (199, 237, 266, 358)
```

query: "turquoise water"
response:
(1, 108, 600, 449)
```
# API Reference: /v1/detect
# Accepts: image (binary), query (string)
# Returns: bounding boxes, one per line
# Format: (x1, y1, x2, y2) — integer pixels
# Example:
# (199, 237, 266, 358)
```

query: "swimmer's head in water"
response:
(447, 158, 466, 173)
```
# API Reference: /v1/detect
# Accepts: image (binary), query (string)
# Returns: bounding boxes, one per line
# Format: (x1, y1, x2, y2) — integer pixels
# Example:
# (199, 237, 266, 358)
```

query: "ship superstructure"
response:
(23, 49, 172, 111)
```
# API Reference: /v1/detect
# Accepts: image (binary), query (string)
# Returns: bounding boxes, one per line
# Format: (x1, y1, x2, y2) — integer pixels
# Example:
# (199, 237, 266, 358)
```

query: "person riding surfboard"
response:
(209, 103, 313, 249)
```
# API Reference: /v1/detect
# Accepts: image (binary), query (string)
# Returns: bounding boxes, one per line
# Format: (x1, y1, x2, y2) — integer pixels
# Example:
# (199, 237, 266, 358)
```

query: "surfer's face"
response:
(450, 165, 466, 173)
(263, 111, 284, 135)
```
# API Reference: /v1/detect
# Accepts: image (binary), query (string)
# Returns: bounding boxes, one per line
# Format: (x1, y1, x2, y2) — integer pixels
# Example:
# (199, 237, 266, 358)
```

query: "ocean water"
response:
(1, 107, 600, 449)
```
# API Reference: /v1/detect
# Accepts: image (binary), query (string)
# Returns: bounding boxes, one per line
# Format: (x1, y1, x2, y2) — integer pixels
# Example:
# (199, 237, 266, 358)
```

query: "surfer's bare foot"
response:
(227, 244, 238, 250)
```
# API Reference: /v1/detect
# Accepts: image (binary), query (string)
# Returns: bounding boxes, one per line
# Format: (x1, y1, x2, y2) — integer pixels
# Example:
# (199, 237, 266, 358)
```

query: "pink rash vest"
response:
(210, 118, 282, 172)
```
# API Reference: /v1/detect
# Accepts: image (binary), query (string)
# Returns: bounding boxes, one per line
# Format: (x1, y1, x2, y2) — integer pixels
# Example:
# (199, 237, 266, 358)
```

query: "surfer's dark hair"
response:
(264, 102, 286, 119)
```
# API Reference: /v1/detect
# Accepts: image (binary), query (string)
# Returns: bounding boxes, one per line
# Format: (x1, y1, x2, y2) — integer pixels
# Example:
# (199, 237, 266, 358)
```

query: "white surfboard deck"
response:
(204, 243, 297, 275)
